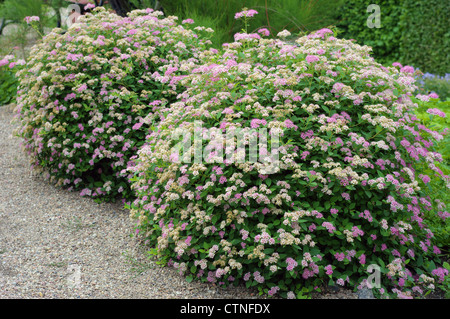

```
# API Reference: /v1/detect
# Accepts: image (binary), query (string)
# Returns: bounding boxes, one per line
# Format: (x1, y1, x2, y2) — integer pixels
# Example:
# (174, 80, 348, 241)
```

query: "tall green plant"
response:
(159, 0, 344, 47)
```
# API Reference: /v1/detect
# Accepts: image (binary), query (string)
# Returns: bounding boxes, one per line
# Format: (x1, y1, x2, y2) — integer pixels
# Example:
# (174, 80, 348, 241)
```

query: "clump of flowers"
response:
(24, 16, 40, 24)
(127, 17, 449, 298)
(414, 71, 449, 101)
(0, 54, 25, 105)
(14, 7, 212, 201)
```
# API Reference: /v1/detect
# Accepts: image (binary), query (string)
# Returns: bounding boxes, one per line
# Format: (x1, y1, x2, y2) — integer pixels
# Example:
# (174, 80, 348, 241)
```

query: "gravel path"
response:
(0, 105, 358, 299)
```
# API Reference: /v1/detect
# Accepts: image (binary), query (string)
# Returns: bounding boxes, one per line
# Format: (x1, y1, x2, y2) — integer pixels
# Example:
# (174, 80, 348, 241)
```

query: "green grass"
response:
(161, 0, 345, 48)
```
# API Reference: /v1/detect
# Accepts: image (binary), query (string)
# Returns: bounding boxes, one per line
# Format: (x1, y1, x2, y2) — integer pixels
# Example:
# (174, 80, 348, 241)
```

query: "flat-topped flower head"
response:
(277, 29, 291, 38)
(234, 8, 259, 19)
(24, 16, 40, 24)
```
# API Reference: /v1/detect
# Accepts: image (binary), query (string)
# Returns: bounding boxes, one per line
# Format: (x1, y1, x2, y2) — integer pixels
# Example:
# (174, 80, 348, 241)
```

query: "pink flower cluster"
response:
(84, 3, 96, 10)
(234, 9, 258, 19)
(322, 222, 336, 233)
(286, 257, 298, 271)
(24, 16, 40, 24)
(431, 267, 449, 283)
(426, 108, 446, 118)
(305, 55, 320, 63)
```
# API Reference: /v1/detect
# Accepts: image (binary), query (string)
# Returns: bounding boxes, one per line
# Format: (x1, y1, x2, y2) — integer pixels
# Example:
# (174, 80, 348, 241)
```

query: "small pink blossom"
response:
(336, 278, 345, 286)
(306, 55, 320, 63)
(322, 222, 336, 233)
(24, 16, 40, 24)
(400, 65, 414, 73)
(250, 118, 267, 128)
(85, 3, 96, 10)
(428, 92, 439, 99)
(234, 33, 261, 42)
(426, 108, 446, 118)
(257, 28, 270, 36)
(234, 9, 258, 19)
(132, 122, 143, 130)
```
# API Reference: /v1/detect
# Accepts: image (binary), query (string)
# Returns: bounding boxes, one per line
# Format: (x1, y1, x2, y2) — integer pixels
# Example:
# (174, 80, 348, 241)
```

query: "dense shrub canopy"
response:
(14, 7, 212, 201)
(128, 28, 449, 298)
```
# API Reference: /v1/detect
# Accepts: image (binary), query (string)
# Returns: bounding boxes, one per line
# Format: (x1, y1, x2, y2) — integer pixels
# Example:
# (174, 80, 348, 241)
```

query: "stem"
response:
(244, 15, 248, 34)
(264, 0, 271, 33)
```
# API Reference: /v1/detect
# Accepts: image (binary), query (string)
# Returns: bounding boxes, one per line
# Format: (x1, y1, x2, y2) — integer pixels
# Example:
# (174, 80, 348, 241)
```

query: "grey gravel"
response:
(357, 288, 375, 299)
(0, 105, 359, 299)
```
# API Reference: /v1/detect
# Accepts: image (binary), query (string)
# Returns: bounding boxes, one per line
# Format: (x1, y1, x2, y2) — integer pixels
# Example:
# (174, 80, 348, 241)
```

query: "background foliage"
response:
(337, 0, 449, 76)
(399, 0, 449, 77)
(337, 0, 403, 66)
(158, 0, 344, 48)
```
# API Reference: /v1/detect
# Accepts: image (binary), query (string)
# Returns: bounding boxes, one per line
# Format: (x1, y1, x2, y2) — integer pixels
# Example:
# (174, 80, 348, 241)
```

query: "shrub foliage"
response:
(128, 27, 449, 298)
(14, 7, 211, 201)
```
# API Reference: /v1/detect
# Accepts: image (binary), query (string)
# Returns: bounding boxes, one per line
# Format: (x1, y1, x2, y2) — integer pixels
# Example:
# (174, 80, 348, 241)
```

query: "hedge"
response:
(337, 0, 449, 76)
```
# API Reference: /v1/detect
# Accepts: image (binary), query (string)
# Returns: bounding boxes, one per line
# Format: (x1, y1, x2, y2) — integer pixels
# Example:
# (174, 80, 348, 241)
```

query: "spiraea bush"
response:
(127, 24, 449, 298)
(14, 7, 213, 201)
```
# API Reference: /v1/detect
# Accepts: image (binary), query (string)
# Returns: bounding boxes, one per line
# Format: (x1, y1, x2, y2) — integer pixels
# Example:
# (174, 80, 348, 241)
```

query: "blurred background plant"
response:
(0, 0, 68, 59)
(415, 73, 450, 102)
(410, 96, 450, 255)
(0, 0, 68, 105)
(0, 62, 17, 105)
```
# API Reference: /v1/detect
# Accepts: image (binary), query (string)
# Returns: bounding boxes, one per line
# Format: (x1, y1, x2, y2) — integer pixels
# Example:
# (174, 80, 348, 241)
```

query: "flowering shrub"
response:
(127, 23, 449, 298)
(14, 7, 212, 201)
(416, 72, 450, 101)
(24, 15, 40, 24)
(413, 94, 449, 165)
(410, 94, 449, 248)
(0, 54, 25, 105)
(434, 262, 450, 298)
